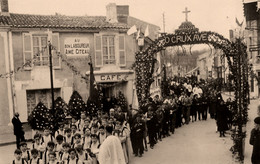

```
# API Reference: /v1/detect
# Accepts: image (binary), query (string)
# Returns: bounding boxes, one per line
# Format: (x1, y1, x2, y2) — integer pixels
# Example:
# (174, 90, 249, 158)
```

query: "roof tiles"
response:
(0, 13, 129, 30)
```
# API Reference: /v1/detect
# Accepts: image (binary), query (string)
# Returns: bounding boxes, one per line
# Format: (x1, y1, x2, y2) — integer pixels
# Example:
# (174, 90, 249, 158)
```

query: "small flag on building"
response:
(127, 25, 137, 35)
(144, 25, 149, 37)
(235, 17, 243, 27)
(136, 28, 141, 40)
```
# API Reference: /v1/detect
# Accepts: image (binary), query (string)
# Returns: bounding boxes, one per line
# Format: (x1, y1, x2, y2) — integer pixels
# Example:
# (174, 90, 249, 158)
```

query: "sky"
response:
(8, 0, 245, 38)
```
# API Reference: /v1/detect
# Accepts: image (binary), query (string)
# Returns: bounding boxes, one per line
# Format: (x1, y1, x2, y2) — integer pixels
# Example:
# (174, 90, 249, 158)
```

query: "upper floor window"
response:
(23, 32, 60, 69)
(33, 35, 48, 66)
(94, 33, 126, 67)
(102, 35, 115, 65)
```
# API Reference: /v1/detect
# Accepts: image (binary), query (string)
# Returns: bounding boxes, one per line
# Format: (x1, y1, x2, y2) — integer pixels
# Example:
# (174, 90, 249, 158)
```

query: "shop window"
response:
(26, 89, 60, 116)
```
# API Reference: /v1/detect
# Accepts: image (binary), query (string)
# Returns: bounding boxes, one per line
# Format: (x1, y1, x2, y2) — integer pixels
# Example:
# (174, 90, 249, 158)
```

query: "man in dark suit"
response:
(12, 112, 25, 149)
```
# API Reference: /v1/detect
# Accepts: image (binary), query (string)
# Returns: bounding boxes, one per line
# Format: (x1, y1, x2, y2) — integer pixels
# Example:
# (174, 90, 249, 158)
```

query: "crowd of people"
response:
(11, 78, 234, 164)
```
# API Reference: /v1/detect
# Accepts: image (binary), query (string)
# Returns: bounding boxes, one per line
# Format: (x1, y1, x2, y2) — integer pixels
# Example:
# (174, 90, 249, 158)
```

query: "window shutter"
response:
(94, 34, 103, 67)
(23, 33, 33, 68)
(51, 33, 60, 68)
(119, 35, 126, 66)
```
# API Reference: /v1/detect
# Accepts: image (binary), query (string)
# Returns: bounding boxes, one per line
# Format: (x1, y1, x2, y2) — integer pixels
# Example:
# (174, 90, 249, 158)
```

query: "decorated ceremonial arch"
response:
(134, 11, 249, 163)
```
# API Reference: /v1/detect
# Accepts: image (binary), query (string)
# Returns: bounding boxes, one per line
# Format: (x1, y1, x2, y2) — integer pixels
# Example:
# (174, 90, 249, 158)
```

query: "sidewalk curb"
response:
(0, 139, 33, 147)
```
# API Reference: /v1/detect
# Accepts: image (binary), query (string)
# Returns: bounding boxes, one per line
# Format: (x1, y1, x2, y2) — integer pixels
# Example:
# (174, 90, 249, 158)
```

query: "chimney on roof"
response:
(106, 3, 129, 24)
(116, 5, 129, 24)
(0, 0, 9, 16)
(106, 3, 118, 23)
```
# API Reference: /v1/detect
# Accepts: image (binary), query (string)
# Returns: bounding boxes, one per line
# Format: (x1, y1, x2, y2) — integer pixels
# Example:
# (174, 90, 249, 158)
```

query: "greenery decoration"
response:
(134, 25, 249, 163)
(52, 97, 67, 131)
(57, 52, 88, 81)
(0, 55, 37, 78)
(86, 100, 98, 117)
(68, 91, 87, 120)
(28, 102, 54, 130)
(116, 91, 128, 112)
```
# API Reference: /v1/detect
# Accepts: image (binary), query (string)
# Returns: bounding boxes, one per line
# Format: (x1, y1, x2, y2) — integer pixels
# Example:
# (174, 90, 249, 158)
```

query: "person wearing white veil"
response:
(98, 126, 126, 164)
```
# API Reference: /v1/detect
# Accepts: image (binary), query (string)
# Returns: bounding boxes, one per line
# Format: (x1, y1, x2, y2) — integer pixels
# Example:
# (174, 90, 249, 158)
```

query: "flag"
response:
(136, 29, 140, 40)
(235, 17, 243, 27)
(88, 62, 99, 103)
(127, 25, 137, 35)
(144, 25, 149, 37)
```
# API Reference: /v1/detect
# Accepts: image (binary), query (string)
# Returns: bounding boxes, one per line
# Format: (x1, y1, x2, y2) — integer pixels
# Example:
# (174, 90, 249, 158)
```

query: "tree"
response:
(52, 97, 67, 131)
(116, 91, 127, 112)
(68, 91, 86, 120)
(28, 102, 54, 130)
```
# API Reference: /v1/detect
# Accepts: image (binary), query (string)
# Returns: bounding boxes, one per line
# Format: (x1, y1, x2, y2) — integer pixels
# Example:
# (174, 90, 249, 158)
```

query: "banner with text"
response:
(64, 38, 90, 56)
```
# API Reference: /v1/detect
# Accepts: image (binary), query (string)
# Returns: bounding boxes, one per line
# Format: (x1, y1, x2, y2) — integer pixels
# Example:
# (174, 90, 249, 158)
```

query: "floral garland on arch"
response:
(134, 31, 249, 163)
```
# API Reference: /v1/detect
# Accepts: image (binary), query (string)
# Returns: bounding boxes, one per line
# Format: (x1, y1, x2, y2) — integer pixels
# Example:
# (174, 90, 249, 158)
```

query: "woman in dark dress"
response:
(215, 100, 229, 137)
(191, 94, 198, 122)
(209, 90, 217, 119)
(250, 117, 260, 164)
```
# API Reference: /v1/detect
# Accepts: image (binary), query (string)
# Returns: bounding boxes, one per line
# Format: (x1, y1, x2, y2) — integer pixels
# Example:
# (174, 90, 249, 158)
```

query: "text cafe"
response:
(92, 72, 134, 99)
(95, 74, 128, 82)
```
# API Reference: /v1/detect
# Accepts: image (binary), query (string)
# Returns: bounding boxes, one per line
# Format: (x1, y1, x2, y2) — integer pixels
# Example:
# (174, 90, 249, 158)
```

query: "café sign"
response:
(64, 38, 90, 56)
(95, 74, 129, 82)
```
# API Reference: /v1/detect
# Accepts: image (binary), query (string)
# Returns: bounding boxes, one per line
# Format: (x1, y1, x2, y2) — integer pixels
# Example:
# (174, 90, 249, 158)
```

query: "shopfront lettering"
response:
(100, 74, 121, 81)
(64, 38, 90, 55)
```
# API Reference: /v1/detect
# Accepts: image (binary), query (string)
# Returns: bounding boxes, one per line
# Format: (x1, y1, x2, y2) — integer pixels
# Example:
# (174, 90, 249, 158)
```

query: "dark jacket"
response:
(132, 121, 145, 138)
(250, 128, 260, 164)
(12, 116, 24, 136)
(215, 104, 229, 131)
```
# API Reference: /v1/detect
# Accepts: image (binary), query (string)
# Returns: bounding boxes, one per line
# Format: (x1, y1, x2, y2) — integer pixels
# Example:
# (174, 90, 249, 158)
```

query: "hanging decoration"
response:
(134, 20, 249, 163)
(0, 55, 37, 78)
(57, 52, 88, 81)
(27, 102, 54, 130)
(0, 46, 48, 79)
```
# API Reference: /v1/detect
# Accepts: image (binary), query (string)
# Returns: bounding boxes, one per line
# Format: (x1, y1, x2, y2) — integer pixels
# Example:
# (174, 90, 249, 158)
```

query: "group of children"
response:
(12, 109, 131, 164)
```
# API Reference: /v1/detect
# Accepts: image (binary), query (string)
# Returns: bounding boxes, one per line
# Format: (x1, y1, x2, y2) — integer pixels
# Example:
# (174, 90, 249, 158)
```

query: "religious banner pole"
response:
(48, 42, 55, 111)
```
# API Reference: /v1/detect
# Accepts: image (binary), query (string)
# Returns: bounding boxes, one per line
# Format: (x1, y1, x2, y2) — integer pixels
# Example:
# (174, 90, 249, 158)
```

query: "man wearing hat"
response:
(12, 112, 25, 149)
(250, 116, 260, 164)
(131, 113, 145, 157)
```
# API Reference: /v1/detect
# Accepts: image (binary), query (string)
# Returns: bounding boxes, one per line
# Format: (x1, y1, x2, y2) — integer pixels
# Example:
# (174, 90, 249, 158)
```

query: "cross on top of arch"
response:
(182, 7, 191, 22)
